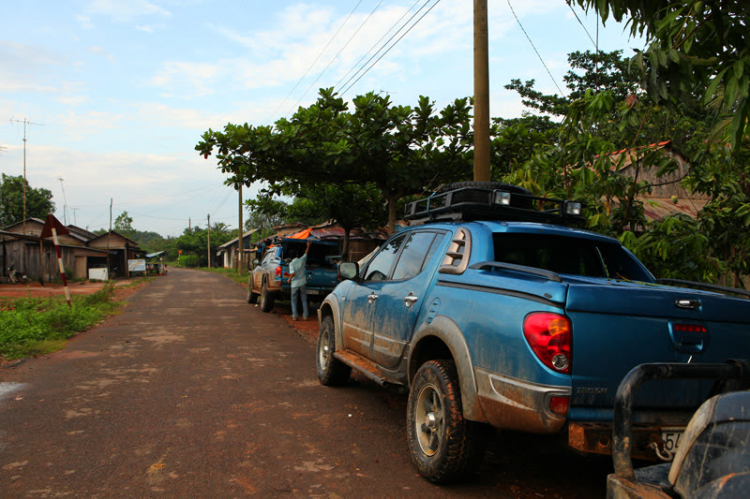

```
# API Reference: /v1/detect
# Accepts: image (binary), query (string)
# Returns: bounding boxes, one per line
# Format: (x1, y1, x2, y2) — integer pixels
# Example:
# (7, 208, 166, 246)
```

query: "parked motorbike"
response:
(8, 264, 30, 284)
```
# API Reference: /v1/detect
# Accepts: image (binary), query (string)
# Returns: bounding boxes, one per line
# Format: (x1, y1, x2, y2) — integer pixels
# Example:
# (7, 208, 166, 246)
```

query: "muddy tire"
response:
(316, 316, 351, 386)
(407, 359, 488, 484)
(259, 281, 274, 313)
(247, 278, 258, 304)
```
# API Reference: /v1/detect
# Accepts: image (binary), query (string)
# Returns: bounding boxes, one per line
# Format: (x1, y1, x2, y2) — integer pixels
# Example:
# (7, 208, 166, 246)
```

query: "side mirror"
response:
(338, 261, 359, 281)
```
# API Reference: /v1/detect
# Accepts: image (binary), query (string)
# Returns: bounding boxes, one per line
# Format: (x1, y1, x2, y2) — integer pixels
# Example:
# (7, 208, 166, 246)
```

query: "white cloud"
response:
(88, 46, 116, 62)
(57, 95, 90, 106)
(84, 0, 172, 22)
(75, 15, 95, 30)
(55, 110, 126, 141)
(149, 61, 220, 98)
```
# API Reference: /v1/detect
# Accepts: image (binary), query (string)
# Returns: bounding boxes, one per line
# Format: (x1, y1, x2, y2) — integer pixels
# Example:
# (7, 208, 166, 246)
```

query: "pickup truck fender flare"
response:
(408, 316, 487, 423)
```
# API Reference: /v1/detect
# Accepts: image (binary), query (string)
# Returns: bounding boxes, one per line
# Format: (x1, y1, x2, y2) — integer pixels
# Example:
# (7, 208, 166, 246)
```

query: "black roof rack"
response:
(404, 186, 585, 226)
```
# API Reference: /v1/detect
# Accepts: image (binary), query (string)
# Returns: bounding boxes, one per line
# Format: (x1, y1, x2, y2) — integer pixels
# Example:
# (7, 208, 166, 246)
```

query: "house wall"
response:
(619, 151, 708, 200)
(5, 221, 44, 237)
(0, 239, 75, 282)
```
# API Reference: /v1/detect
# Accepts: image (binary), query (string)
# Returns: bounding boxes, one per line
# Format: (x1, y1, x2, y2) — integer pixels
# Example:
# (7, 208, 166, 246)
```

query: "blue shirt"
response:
(289, 253, 308, 288)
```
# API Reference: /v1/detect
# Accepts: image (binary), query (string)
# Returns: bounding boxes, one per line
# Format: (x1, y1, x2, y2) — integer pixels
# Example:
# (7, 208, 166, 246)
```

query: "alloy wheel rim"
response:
(414, 383, 444, 456)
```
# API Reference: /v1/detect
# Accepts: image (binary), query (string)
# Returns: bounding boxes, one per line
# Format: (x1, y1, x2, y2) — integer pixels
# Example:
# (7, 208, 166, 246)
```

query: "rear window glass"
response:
(281, 241, 339, 267)
(492, 233, 652, 281)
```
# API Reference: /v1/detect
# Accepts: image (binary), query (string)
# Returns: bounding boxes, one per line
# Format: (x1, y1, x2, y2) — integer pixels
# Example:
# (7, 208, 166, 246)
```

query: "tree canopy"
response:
(572, 0, 750, 146)
(0, 173, 55, 227)
(197, 88, 473, 234)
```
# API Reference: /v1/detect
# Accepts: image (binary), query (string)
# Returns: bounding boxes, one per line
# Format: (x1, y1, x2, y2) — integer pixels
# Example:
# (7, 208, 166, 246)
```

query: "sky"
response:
(0, 0, 645, 237)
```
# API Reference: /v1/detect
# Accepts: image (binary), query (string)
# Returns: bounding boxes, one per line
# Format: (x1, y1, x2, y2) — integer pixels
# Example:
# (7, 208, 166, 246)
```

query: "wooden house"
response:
(86, 231, 145, 278)
(0, 219, 109, 282)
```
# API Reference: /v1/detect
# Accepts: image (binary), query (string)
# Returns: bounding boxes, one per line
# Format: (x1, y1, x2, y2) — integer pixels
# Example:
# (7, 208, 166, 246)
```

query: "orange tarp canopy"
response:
(286, 228, 313, 240)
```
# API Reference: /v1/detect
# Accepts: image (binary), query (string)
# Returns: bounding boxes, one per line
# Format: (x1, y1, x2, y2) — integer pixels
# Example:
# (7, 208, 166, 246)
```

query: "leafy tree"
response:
(501, 48, 745, 284)
(169, 223, 237, 267)
(248, 182, 387, 257)
(0, 174, 55, 227)
(572, 0, 750, 146)
(114, 211, 135, 235)
(245, 198, 287, 243)
(197, 88, 473, 233)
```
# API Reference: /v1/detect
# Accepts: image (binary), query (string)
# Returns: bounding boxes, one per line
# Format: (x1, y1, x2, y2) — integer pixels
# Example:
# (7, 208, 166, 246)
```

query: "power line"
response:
(507, 0, 566, 97)
(566, 2, 598, 50)
(264, 1, 365, 125)
(334, 0, 423, 92)
(285, 0, 386, 116)
(341, 0, 442, 96)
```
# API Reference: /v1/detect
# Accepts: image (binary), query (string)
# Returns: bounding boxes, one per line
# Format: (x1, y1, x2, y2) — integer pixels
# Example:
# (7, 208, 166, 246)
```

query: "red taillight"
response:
(275, 266, 282, 278)
(674, 323, 706, 333)
(549, 396, 570, 415)
(523, 312, 572, 374)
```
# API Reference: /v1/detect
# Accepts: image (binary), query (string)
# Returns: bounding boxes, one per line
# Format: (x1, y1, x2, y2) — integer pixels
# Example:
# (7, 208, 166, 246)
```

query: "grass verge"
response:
(0, 281, 142, 361)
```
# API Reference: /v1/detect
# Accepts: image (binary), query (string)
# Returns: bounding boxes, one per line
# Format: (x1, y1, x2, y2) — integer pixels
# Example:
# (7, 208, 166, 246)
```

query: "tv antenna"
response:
(9, 117, 45, 234)
(58, 176, 69, 225)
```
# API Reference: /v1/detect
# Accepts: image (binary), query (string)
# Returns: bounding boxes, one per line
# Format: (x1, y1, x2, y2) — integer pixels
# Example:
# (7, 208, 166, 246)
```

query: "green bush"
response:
(0, 284, 120, 360)
(180, 254, 200, 267)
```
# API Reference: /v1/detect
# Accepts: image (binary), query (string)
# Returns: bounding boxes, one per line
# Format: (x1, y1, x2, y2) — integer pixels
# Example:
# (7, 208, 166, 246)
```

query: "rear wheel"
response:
(259, 281, 274, 313)
(406, 359, 488, 483)
(316, 316, 351, 386)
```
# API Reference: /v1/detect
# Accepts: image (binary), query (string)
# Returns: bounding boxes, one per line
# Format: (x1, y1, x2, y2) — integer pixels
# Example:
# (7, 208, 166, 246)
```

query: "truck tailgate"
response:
(565, 281, 750, 417)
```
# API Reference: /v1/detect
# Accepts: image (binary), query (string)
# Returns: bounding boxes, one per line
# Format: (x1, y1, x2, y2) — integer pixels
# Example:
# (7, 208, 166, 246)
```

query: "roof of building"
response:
(217, 228, 260, 249)
(87, 230, 140, 248)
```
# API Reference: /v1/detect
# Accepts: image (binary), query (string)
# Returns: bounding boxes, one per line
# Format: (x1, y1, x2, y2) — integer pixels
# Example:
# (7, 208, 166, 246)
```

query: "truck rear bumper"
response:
(568, 422, 687, 460)
(475, 368, 570, 434)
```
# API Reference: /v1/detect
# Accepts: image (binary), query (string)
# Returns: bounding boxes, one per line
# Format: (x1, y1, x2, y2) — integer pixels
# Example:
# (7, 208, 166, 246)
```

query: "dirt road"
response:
(0, 267, 611, 497)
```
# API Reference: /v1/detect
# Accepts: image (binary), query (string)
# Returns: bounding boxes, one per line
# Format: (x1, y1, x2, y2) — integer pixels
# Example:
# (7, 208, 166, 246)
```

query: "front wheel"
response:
(316, 316, 351, 386)
(406, 359, 488, 484)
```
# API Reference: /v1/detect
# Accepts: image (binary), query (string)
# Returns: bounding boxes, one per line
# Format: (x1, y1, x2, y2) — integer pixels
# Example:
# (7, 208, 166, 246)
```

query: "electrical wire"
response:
(263, 1, 365, 125)
(333, 0, 423, 93)
(285, 0, 386, 117)
(507, 0, 566, 97)
(341, 0, 442, 96)
(566, 2, 598, 50)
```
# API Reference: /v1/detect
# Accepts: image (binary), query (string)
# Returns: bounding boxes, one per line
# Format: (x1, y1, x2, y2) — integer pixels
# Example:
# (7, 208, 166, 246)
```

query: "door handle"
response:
(404, 292, 418, 308)
(367, 292, 379, 304)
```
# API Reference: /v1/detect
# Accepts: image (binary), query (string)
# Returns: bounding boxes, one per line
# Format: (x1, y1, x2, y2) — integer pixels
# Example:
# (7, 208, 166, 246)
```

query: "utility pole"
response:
(108, 198, 113, 251)
(238, 183, 244, 274)
(58, 176, 68, 225)
(473, 0, 491, 181)
(207, 214, 211, 268)
(9, 117, 45, 235)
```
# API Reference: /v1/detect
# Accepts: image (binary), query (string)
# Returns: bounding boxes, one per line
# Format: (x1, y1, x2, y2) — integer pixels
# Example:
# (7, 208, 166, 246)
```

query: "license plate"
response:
(661, 428, 684, 452)
(307, 289, 321, 295)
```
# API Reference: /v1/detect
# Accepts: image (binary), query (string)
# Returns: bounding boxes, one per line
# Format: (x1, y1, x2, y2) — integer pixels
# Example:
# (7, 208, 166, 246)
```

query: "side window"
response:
(392, 232, 442, 281)
(363, 234, 406, 281)
(421, 233, 446, 272)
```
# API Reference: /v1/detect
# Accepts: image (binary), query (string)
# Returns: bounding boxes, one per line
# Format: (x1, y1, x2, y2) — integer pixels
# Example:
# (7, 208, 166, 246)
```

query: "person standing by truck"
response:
(288, 241, 312, 321)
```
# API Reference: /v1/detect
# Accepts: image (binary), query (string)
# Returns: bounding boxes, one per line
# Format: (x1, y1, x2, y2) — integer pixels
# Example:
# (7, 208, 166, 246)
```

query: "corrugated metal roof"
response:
(641, 196, 707, 221)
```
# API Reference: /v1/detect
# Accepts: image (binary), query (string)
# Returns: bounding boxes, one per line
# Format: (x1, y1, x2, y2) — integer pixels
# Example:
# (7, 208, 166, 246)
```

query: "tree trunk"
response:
(342, 228, 350, 260)
(387, 192, 399, 235)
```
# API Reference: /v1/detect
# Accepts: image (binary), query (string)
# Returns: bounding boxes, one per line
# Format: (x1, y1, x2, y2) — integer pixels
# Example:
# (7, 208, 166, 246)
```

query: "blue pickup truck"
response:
(248, 239, 339, 312)
(315, 183, 750, 484)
